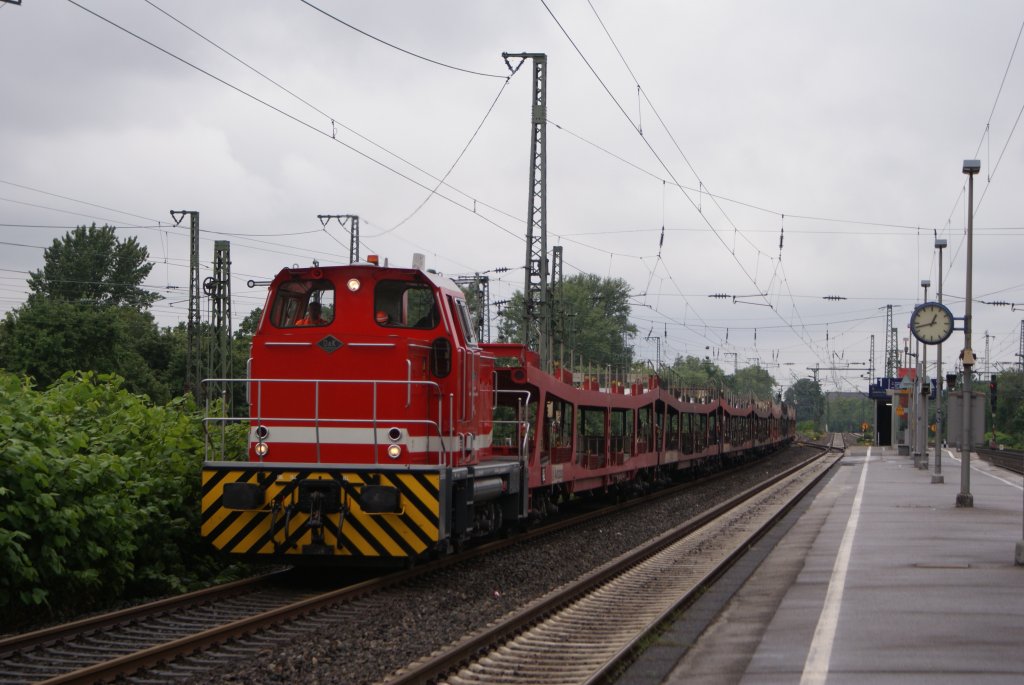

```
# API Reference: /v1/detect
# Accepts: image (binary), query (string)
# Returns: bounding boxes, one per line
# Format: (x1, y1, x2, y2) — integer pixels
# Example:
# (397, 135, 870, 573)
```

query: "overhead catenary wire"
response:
(58, 0, 571, 304)
(371, 75, 514, 237)
(296, 0, 507, 79)
(12, 4, 1017, 386)
(138, 0, 526, 233)
(64, 0, 528, 247)
(938, 13, 1024, 277)
(543, 0, 834, 369)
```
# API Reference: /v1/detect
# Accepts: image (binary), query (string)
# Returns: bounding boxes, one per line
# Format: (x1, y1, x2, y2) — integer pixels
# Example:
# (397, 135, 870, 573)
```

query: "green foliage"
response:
(825, 393, 873, 432)
(0, 371, 242, 627)
(498, 274, 637, 369)
(728, 365, 776, 401)
(785, 378, 825, 426)
(988, 370, 1024, 444)
(988, 430, 1021, 449)
(665, 355, 726, 391)
(236, 307, 263, 338)
(27, 224, 158, 309)
(797, 420, 823, 440)
(0, 299, 178, 403)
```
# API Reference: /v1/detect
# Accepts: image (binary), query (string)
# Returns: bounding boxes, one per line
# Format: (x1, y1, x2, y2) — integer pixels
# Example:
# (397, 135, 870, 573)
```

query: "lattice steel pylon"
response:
(885, 304, 899, 379)
(206, 241, 232, 411)
(453, 274, 491, 343)
(318, 214, 360, 263)
(1018, 320, 1023, 372)
(869, 334, 875, 381)
(172, 210, 202, 398)
(550, 245, 563, 371)
(503, 51, 549, 370)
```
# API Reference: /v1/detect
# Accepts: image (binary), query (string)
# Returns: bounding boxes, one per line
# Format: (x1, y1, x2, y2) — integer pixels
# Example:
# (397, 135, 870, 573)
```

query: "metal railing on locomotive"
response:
(492, 387, 533, 460)
(202, 377, 460, 465)
(202, 377, 534, 466)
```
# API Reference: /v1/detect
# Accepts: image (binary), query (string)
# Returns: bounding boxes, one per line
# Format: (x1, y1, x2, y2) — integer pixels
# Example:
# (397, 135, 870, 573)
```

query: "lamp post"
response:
(933, 239, 947, 484)
(958, 159, 980, 508)
(919, 279, 930, 469)
(910, 339, 920, 461)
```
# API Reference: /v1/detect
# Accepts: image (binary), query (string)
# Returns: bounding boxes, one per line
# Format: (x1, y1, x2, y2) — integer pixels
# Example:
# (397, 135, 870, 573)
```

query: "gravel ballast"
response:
(167, 444, 824, 685)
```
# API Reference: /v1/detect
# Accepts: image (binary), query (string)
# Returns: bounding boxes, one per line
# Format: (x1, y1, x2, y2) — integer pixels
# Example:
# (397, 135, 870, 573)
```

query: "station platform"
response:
(619, 445, 1024, 685)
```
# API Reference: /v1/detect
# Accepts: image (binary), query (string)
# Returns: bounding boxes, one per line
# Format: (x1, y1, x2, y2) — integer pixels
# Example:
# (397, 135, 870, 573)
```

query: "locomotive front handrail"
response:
(201, 376, 450, 465)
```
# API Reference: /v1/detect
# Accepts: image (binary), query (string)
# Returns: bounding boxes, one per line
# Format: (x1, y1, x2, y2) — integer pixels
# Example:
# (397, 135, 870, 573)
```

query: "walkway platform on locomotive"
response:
(619, 444, 1024, 685)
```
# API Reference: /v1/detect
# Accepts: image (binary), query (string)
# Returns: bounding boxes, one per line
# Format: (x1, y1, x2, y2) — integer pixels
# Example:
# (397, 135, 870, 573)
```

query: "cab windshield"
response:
(269, 278, 335, 328)
(374, 280, 439, 329)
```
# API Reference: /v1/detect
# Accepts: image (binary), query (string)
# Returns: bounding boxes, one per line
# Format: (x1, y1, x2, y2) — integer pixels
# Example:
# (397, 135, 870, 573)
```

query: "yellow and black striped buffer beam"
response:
(201, 463, 442, 559)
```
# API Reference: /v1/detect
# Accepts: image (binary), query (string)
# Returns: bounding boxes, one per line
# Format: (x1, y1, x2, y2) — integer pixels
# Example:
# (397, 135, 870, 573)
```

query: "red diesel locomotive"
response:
(200, 258, 796, 564)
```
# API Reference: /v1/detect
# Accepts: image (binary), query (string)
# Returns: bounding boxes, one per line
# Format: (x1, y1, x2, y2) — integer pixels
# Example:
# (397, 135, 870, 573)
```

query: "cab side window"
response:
(450, 296, 478, 345)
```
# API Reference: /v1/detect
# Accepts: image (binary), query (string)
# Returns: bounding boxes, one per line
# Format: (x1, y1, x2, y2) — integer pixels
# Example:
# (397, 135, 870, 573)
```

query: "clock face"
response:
(910, 302, 954, 345)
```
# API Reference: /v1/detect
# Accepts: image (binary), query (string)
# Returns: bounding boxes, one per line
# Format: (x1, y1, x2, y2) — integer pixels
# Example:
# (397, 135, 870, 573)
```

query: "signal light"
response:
(989, 374, 998, 412)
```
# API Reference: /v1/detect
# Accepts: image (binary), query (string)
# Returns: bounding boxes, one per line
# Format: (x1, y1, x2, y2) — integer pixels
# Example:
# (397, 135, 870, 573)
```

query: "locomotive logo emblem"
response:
(317, 335, 344, 354)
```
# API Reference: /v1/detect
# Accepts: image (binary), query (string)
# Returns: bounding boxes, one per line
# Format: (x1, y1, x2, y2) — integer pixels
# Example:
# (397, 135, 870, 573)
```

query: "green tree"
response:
(0, 225, 179, 400)
(27, 224, 159, 309)
(784, 378, 825, 427)
(0, 299, 175, 402)
(666, 355, 726, 391)
(989, 370, 1024, 446)
(826, 393, 873, 432)
(227, 307, 264, 412)
(728, 365, 776, 401)
(236, 307, 263, 338)
(497, 274, 637, 369)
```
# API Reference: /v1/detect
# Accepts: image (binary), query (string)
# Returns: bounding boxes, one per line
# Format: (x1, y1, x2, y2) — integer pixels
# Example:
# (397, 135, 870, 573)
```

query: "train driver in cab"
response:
(296, 301, 327, 326)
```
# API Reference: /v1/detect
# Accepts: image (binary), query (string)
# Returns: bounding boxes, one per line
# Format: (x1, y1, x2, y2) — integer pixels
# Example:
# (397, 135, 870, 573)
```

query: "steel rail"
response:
(976, 446, 1024, 474)
(0, 570, 291, 658)
(5, 443, 806, 684)
(383, 446, 837, 685)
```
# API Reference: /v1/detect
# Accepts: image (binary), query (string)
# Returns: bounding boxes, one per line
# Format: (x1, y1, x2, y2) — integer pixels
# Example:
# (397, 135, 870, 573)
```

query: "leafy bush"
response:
(0, 371, 246, 627)
(796, 420, 822, 440)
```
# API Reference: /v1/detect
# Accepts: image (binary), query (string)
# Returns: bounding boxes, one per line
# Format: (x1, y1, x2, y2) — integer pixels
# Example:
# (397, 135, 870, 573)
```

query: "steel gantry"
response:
(207, 240, 232, 410)
(171, 210, 202, 398)
(318, 214, 360, 264)
(453, 274, 492, 343)
(885, 304, 900, 379)
(503, 51, 550, 371)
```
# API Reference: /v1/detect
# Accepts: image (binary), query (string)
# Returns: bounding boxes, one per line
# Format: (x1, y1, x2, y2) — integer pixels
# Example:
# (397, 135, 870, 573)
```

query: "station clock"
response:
(910, 302, 955, 345)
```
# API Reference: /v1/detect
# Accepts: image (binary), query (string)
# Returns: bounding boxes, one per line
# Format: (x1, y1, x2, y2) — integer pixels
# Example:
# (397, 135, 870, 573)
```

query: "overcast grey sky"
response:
(2, 1, 1023, 393)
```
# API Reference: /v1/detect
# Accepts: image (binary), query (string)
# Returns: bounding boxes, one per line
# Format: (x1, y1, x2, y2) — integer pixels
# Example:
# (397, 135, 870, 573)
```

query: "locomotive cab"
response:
(246, 262, 492, 466)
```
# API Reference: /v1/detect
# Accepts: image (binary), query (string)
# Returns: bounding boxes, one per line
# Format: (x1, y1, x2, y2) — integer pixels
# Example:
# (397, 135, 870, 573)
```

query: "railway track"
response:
(0, 447, 811, 685)
(976, 446, 1024, 474)
(0, 570, 345, 685)
(383, 446, 841, 685)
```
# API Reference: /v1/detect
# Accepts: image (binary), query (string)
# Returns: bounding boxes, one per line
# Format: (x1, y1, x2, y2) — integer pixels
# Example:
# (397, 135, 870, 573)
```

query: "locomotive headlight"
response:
(386, 444, 402, 459)
(254, 441, 270, 458)
(387, 427, 402, 442)
(346, 278, 361, 292)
